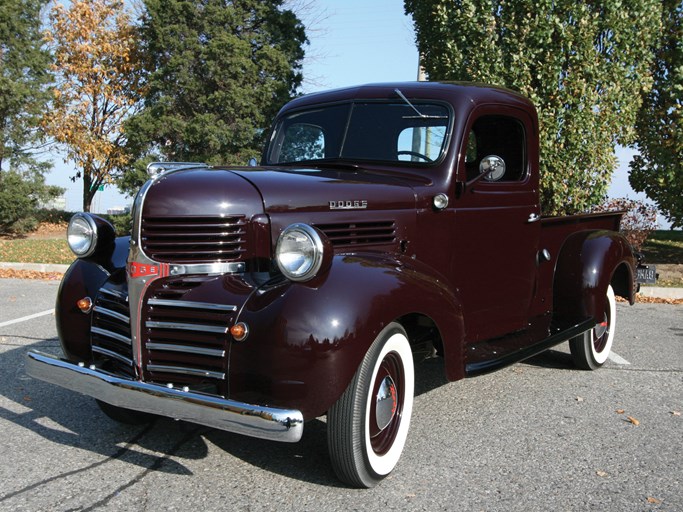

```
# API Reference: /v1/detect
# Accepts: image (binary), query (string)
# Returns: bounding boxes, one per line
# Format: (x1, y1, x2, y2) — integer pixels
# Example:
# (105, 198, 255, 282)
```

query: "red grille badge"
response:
(127, 262, 169, 279)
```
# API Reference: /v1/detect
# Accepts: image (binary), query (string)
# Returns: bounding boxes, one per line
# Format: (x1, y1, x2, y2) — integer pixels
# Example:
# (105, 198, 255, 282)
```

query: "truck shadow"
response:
(522, 349, 576, 370)
(0, 339, 205, 481)
(2, 339, 459, 488)
(6, 339, 577, 488)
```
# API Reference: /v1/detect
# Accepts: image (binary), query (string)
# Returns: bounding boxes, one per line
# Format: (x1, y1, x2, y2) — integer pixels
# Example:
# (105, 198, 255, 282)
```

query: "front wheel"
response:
(327, 323, 415, 488)
(569, 285, 616, 370)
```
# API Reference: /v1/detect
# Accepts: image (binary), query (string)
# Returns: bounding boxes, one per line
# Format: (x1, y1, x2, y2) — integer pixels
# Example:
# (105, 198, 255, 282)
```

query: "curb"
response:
(0, 262, 70, 273)
(637, 286, 683, 300)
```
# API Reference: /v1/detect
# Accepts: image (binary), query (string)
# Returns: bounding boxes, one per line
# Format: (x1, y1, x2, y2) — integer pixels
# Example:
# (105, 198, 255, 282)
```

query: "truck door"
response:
(452, 109, 541, 343)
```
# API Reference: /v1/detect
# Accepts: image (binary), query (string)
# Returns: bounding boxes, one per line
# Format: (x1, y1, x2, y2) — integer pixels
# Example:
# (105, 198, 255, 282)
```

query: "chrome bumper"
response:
(26, 350, 304, 443)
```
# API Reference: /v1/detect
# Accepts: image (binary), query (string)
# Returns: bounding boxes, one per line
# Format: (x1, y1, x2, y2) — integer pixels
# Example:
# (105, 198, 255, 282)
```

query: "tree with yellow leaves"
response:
(43, 0, 145, 212)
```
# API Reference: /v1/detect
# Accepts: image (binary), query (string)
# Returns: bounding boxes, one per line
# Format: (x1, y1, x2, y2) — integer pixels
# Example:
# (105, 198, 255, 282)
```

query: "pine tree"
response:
(0, 0, 52, 174)
(121, 0, 307, 193)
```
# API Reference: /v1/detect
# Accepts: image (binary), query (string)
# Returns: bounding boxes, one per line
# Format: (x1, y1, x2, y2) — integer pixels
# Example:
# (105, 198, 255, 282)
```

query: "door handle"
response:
(527, 213, 540, 223)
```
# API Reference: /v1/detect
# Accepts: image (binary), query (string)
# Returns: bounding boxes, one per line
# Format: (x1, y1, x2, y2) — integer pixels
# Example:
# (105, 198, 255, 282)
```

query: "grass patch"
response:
(641, 230, 683, 264)
(0, 238, 74, 265)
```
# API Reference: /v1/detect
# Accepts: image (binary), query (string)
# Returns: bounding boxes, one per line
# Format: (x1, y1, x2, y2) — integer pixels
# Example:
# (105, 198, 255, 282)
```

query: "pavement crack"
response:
(0, 422, 156, 503)
(78, 426, 203, 511)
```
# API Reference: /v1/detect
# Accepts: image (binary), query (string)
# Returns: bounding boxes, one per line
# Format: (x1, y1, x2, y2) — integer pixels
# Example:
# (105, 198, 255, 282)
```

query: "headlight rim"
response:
(275, 223, 326, 282)
(67, 212, 98, 258)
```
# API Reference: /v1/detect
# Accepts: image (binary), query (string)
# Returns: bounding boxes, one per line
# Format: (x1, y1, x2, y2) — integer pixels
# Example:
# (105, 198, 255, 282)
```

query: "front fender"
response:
(553, 230, 635, 324)
(229, 253, 464, 420)
(56, 236, 129, 361)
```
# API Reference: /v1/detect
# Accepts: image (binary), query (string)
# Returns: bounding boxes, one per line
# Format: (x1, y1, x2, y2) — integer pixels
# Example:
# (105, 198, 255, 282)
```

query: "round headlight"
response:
(67, 213, 98, 257)
(276, 224, 325, 282)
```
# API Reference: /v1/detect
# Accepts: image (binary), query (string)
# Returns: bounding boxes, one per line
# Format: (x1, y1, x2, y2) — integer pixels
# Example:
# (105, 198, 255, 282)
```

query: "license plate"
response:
(636, 265, 657, 284)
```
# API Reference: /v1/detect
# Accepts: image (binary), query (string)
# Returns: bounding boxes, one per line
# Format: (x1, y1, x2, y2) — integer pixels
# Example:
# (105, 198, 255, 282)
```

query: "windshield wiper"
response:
(276, 159, 360, 171)
(394, 88, 449, 119)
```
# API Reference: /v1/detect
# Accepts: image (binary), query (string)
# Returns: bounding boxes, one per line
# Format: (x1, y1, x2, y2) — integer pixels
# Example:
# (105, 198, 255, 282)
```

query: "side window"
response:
(465, 116, 526, 182)
(397, 126, 447, 162)
(278, 123, 325, 162)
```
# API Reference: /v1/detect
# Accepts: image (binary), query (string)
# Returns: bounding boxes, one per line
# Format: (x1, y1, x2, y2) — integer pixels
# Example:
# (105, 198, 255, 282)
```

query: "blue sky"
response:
(45, 0, 648, 216)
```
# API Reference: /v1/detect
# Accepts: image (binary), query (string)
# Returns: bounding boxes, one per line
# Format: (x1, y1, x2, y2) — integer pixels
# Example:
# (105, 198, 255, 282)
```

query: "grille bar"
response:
(93, 306, 129, 324)
(148, 298, 237, 311)
(147, 364, 225, 380)
(146, 320, 228, 334)
(92, 345, 133, 365)
(146, 342, 225, 358)
(92, 326, 131, 345)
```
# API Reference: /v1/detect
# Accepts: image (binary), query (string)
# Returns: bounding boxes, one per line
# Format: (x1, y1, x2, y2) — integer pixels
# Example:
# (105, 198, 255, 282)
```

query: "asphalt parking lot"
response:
(0, 277, 681, 511)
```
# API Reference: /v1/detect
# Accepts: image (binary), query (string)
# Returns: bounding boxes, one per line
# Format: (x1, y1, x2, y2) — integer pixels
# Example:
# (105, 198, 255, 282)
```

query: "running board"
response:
(465, 318, 595, 377)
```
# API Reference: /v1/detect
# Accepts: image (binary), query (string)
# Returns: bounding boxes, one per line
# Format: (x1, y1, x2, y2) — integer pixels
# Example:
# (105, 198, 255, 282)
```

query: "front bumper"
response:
(26, 350, 304, 443)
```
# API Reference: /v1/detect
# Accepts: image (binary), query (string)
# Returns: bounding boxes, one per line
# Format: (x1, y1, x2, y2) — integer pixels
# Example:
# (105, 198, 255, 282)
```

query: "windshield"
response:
(266, 101, 451, 166)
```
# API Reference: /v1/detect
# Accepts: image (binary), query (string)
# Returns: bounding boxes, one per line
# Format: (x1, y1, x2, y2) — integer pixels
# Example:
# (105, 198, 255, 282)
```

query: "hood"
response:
(142, 168, 265, 219)
(228, 167, 417, 214)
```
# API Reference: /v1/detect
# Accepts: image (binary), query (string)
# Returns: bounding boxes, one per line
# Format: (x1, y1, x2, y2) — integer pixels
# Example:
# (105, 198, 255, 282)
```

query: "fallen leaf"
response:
(596, 470, 608, 477)
(626, 416, 640, 426)
(23, 395, 32, 402)
(646, 497, 661, 504)
(616, 409, 625, 414)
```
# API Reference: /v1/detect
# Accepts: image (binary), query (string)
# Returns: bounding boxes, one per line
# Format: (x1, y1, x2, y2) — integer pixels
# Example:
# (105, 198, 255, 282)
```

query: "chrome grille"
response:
(143, 291, 235, 386)
(91, 285, 134, 375)
(141, 215, 247, 263)
(316, 221, 396, 247)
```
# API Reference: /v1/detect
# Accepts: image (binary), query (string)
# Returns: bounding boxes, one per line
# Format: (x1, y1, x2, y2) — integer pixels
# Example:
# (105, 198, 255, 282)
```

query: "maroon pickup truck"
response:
(27, 82, 637, 487)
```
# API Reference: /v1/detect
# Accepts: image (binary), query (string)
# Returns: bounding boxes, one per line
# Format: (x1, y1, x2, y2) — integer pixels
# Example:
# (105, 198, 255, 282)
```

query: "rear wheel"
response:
(570, 285, 616, 370)
(327, 323, 415, 488)
(96, 400, 156, 425)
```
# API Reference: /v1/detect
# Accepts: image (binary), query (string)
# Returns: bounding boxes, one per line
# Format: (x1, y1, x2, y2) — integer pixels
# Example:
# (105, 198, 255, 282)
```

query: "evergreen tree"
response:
(122, 0, 307, 193)
(629, 0, 683, 228)
(0, 0, 61, 235)
(0, 0, 52, 174)
(405, 0, 661, 216)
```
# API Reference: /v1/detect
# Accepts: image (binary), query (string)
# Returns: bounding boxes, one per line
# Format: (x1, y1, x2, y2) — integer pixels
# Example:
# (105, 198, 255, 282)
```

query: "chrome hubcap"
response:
(375, 375, 397, 431)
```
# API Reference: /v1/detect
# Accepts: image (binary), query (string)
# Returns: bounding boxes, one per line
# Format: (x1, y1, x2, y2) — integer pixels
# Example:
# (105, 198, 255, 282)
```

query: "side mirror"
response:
(247, 157, 259, 167)
(479, 155, 506, 181)
(463, 154, 507, 190)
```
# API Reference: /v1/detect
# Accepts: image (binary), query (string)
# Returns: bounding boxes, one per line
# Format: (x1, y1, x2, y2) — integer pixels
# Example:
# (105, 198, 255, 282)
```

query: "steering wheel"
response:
(397, 150, 433, 163)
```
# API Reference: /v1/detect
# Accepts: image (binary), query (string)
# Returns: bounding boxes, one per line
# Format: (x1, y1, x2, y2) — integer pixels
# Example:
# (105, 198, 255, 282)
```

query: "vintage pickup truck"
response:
(27, 82, 637, 487)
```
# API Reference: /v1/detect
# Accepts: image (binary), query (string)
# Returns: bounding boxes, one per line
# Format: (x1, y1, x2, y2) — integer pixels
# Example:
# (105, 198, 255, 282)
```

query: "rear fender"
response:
(230, 253, 464, 419)
(553, 230, 635, 324)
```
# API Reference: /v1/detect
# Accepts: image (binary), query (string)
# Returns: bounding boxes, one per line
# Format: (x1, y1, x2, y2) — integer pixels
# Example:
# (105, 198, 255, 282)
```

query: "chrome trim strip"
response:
(148, 299, 237, 312)
(93, 306, 130, 324)
(91, 326, 131, 345)
(99, 288, 128, 301)
(146, 321, 228, 334)
(169, 262, 246, 276)
(147, 364, 225, 380)
(26, 350, 303, 443)
(92, 346, 133, 366)
(146, 342, 225, 358)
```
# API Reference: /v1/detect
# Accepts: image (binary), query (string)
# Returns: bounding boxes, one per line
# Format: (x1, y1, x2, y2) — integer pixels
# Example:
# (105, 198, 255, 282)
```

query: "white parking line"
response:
(608, 351, 631, 365)
(0, 309, 54, 329)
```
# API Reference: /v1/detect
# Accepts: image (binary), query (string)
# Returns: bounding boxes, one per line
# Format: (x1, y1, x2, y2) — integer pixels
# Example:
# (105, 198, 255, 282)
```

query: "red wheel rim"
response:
(368, 351, 405, 455)
(593, 306, 611, 353)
